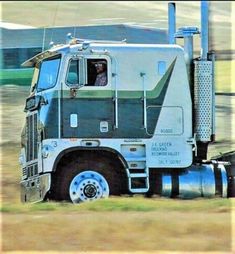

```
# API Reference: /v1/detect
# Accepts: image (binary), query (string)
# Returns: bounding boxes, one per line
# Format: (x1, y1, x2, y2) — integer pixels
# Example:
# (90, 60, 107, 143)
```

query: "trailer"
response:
(19, 1, 235, 203)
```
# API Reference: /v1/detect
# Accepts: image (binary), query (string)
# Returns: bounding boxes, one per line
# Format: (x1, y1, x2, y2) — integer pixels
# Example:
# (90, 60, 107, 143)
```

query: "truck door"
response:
(61, 56, 115, 138)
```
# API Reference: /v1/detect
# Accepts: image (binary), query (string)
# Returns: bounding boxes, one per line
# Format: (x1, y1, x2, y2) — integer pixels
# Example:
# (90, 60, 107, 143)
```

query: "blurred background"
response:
(1, 1, 234, 54)
(0, 1, 234, 252)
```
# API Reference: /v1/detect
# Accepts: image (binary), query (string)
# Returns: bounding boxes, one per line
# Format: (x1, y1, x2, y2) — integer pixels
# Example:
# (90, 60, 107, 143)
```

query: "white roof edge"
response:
(0, 21, 35, 29)
(84, 43, 181, 49)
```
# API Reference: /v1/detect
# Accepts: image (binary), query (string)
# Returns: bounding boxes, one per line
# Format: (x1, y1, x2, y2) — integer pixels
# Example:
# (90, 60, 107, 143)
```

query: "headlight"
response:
(19, 154, 24, 165)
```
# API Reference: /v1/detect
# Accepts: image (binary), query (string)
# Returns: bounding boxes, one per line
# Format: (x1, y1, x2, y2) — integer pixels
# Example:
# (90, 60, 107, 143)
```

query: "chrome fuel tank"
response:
(161, 163, 227, 199)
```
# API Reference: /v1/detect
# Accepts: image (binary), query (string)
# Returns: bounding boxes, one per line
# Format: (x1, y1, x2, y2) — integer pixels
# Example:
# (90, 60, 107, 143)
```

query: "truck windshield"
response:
(32, 55, 61, 92)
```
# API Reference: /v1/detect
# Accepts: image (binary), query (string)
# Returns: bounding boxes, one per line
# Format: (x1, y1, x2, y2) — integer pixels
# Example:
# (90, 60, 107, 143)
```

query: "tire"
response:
(51, 153, 126, 203)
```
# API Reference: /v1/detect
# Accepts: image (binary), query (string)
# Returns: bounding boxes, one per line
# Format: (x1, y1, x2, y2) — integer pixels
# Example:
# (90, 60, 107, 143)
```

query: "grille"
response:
(194, 60, 213, 142)
(28, 163, 38, 177)
(22, 167, 27, 180)
(26, 113, 38, 162)
(22, 163, 38, 180)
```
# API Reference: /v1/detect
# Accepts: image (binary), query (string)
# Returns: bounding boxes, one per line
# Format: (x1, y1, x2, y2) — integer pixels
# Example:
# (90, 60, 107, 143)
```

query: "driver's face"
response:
(95, 63, 104, 73)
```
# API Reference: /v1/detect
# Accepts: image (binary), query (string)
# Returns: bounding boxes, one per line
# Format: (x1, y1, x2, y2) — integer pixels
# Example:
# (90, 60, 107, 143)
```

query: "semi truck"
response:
(19, 1, 235, 203)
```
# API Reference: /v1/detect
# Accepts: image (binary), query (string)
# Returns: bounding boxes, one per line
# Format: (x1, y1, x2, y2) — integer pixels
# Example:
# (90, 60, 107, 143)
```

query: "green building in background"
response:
(0, 23, 167, 86)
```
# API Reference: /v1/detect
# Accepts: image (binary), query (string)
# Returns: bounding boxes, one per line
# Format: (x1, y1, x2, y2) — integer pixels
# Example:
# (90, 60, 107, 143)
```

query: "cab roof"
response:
(22, 40, 182, 67)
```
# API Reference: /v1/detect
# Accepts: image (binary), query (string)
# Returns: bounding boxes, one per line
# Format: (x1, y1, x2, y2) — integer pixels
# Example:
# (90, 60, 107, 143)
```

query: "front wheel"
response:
(51, 153, 126, 203)
(69, 170, 109, 203)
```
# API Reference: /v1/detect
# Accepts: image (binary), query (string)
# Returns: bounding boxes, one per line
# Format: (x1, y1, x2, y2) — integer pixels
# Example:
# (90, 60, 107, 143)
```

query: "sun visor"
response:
(21, 50, 59, 67)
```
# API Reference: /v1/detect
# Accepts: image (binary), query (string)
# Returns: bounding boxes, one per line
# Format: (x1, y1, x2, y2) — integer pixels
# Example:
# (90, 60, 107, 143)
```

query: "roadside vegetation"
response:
(1, 196, 232, 214)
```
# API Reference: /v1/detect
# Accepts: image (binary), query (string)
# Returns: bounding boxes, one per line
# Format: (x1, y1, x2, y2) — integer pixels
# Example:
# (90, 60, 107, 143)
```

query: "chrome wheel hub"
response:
(69, 171, 109, 203)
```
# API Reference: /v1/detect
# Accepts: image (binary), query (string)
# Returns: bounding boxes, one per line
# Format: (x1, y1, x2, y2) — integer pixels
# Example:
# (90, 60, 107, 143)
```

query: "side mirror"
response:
(67, 72, 84, 90)
(67, 72, 78, 85)
(24, 96, 40, 112)
(24, 95, 47, 112)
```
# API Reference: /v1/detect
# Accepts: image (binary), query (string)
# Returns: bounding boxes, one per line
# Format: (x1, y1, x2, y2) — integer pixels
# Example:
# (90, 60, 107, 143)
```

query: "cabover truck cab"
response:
(19, 2, 232, 203)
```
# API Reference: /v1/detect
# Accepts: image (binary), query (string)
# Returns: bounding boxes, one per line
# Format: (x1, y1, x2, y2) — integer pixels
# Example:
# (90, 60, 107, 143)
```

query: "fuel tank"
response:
(160, 163, 228, 199)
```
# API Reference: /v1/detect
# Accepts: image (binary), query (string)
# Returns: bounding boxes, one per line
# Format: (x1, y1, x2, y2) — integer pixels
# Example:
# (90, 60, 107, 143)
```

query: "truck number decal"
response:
(160, 128, 173, 134)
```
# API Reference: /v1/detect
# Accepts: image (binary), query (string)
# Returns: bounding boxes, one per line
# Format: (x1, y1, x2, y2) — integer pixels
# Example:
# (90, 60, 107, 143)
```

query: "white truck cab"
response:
(19, 2, 231, 203)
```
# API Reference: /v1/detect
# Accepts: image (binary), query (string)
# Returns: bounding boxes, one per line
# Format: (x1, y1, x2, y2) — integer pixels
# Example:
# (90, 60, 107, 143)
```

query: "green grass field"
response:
(1, 196, 232, 214)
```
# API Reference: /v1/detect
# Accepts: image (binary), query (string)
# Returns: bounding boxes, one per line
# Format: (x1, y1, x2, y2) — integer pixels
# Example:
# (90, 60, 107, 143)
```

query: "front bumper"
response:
(20, 173, 51, 203)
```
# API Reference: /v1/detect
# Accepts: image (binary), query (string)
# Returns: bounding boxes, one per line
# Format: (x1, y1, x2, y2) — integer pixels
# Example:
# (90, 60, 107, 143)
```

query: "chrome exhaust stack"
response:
(170, 1, 215, 154)
(160, 1, 230, 199)
(194, 0, 216, 146)
(175, 26, 199, 87)
(168, 2, 176, 44)
(201, 0, 209, 60)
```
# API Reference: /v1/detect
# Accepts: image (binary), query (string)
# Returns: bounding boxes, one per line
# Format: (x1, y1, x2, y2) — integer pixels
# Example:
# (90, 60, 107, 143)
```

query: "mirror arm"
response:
(70, 87, 78, 98)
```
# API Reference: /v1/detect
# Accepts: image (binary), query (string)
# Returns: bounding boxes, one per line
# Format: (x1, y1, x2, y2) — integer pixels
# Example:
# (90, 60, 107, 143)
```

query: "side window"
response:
(86, 59, 108, 86)
(66, 59, 79, 86)
(158, 61, 166, 76)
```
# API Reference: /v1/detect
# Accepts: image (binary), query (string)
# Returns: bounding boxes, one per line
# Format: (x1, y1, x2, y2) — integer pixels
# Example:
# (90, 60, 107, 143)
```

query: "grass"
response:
(1, 196, 233, 214)
(1, 201, 233, 252)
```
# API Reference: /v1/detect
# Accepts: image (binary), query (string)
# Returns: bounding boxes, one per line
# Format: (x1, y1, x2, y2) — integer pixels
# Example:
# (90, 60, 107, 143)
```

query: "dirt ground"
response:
(1, 209, 234, 252)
